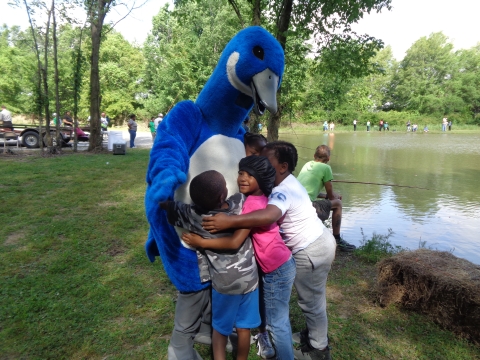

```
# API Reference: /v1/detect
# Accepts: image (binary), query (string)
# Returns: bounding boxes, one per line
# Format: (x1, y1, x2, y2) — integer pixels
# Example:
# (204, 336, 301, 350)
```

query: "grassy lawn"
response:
(1, 150, 479, 359)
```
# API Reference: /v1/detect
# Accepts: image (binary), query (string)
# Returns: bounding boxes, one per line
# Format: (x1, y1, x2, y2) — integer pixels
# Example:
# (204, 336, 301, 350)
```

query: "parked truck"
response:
(0, 123, 90, 148)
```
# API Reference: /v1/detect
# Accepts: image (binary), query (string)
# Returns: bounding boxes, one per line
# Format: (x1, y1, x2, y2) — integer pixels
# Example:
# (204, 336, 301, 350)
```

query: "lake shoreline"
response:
(271, 122, 480, 135)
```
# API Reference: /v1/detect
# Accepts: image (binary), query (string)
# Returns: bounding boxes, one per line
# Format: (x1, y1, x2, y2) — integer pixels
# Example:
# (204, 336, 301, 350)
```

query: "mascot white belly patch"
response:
(174, 134, 245, 247)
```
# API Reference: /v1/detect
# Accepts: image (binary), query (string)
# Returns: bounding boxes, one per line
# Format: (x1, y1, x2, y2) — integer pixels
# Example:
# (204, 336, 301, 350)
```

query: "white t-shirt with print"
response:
(268, 174, 324, 254)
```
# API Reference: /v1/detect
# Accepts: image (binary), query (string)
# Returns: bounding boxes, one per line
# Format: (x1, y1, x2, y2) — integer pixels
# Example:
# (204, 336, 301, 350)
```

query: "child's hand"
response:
(202, 213, 230, 233)
(333, 192, 342, 201)
(159, 201, 170, 210)
(182, 232, 204, 248)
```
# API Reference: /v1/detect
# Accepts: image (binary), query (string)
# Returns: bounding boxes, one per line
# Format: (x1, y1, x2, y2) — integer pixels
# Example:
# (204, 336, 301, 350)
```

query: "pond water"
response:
(279, 131, 480, 264)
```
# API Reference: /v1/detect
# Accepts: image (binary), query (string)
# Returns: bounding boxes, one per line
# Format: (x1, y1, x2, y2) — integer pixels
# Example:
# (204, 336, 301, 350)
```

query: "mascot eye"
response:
(253, 46, 264, 60)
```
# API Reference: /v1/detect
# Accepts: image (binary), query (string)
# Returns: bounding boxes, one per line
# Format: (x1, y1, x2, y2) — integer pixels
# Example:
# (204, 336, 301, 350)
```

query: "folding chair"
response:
(3, 131, 20, 150)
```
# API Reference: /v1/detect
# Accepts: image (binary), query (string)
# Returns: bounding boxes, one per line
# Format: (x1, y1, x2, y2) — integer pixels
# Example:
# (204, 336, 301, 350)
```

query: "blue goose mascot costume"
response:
(145, 26, 284, 359)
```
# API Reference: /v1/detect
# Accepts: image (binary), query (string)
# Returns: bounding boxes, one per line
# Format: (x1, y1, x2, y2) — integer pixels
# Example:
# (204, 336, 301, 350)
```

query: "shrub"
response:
(355, 228, 403, 263)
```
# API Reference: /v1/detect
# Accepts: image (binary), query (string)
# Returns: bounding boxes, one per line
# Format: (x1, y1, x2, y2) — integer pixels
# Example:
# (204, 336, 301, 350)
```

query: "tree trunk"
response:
(267, 91, 283, 141)
(24, 0, 44, 151)
(52, 0, 62, 153)
(88, 20, 102, 151)
(266, 0, 293, 141)
(42, 5, 53, 152)
(250, 112, 260, 134)
(88, 0, 110, 152)
(227, 0, 245, 27)
(73, 27, 85, 153)
(252, 0, 261, 26)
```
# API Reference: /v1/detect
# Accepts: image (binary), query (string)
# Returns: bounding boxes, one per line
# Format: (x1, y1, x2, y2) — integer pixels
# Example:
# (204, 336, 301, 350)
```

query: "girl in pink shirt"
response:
(183, 155, 296, 360)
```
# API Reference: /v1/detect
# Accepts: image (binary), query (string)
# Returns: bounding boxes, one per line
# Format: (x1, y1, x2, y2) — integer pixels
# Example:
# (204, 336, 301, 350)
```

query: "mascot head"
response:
(196, 26, 285, 136)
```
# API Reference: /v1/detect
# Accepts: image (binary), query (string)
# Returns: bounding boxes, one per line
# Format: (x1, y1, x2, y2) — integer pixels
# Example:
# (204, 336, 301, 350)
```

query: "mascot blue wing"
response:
(146, 101, 201, 204)
(145, 101, 209, 292)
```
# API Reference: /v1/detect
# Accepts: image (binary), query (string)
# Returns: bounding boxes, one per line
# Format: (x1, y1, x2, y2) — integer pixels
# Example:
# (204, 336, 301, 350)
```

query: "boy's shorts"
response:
(212, 288, 261, 336)
(312, 199, 332, 222)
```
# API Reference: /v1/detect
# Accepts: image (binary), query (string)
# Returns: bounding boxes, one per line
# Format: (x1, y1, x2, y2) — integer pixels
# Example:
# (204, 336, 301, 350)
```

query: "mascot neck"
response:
(195, 65, 253, 137)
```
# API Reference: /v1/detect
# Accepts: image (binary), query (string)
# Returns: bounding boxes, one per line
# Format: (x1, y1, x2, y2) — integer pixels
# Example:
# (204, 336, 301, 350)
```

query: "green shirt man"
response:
(297, 161, 333, 202)
(297, 144, 356, 252)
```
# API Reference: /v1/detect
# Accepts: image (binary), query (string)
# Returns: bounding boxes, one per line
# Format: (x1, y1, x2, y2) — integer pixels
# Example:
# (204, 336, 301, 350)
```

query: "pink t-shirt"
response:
(242, 195, 291, 273)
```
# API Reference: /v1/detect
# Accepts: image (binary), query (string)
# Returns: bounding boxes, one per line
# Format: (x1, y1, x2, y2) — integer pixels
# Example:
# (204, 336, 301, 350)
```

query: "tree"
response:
(388, 32, 455, 114)
(142, 1, 242, 115)
(84, 0, 147, 151)
(84, 0, 114, 151)
(346, 46, 397, 111)
(229, 0, 392, 139)
(447, 45, 480, 122)
(0, 25, 36, 114)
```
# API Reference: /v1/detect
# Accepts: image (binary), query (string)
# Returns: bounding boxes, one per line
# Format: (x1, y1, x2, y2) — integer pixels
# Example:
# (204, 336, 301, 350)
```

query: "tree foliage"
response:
(3, 1, 480, 134)
(142, 0, 242, 115)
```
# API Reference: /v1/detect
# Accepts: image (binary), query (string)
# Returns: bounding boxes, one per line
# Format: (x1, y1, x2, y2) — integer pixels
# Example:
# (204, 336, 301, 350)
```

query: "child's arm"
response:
(182, 228, 251, 250)
(202, 205, 282, 233)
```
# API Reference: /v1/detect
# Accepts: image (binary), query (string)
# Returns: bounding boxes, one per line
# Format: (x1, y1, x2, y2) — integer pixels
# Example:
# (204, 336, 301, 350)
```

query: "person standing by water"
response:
(406, 120, 411, 132)
(379, 119, 384, 131)
(127, 114, 137, 148)
(366, 120, 371, 132)
(442, 117, 448, 132)
(353, 119, 357, 131)
(448, 120, 452, 131)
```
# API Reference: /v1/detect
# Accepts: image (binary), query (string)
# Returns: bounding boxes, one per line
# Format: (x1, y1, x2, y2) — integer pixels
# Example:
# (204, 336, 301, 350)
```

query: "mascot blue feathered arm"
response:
(145, 26, 285, 293)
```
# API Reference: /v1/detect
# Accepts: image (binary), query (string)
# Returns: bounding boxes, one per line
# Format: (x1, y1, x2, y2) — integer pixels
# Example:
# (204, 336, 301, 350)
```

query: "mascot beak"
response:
(251, 69, 279, 115)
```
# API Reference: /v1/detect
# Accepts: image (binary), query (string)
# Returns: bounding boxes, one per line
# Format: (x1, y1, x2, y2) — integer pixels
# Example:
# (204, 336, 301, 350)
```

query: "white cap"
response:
(158, 113, 163, 117)
(53, 113, 57, 116)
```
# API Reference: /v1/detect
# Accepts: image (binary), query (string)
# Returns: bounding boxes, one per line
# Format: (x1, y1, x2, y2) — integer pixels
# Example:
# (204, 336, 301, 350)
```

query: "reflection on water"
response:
(280, 132, 480, 264)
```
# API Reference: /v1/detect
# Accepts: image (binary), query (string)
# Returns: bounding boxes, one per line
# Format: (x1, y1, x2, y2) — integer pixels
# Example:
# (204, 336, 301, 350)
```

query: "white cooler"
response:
(108, 131, 124, 151)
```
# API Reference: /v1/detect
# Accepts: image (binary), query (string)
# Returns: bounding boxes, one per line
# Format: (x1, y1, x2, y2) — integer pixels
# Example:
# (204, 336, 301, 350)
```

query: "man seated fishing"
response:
(297, 145, 356, 252)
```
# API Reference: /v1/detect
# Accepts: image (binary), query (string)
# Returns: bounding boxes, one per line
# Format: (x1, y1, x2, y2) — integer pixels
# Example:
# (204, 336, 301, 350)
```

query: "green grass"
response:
(1, 150, 479, 359)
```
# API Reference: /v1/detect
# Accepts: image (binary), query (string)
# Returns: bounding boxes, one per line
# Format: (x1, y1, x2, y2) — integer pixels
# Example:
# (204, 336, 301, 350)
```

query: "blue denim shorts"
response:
(212, 288, 261, 336)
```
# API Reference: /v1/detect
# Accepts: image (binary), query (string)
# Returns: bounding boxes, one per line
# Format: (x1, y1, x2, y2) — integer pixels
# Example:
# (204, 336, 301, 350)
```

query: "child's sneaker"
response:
(292, 328, 309, 345)
(293, 342, 331, 360)
(335, 236, 356, 252)
(254, 332, 276, 359)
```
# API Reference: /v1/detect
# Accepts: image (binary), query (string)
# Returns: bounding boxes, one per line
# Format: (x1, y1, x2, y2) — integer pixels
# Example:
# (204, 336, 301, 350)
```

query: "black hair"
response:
(314, 145, 330, 162)
(129, 114, 136, 119)
(189, 170, 226, 212)
(244, 132, 267, 147)
(238, 156, 276, 196)
(263, 141, 298, 173)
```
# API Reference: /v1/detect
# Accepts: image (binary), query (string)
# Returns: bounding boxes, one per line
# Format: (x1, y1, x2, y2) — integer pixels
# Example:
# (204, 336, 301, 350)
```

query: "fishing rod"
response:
(331, 180, 430, 190)
(286, 142, 430, 190)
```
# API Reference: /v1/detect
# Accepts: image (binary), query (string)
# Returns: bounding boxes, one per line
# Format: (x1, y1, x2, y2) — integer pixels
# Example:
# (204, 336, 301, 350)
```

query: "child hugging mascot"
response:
(145, 26, 284, 359)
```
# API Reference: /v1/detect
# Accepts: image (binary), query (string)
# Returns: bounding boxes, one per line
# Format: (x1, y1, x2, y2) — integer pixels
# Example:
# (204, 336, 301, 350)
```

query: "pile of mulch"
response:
(377, 249, 480, 344)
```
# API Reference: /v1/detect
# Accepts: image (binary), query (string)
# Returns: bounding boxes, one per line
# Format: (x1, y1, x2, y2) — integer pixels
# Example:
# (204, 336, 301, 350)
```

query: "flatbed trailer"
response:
(0, 123, 91, 148)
